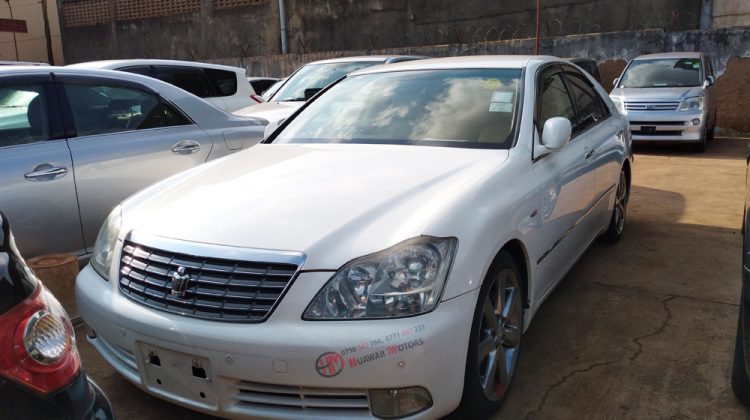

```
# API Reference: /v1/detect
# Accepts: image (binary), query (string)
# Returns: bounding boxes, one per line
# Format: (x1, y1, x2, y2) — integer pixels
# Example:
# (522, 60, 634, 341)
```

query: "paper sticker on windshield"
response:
(693, 62, 700, 69)
(491, 91, 513, 103)
(485, 79, 501, 90)
(489, 102, 513, 112)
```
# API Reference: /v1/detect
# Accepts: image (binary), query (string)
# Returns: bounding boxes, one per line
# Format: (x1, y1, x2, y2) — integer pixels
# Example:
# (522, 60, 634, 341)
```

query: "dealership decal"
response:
(316, 324, 427, 376)
(315, 352, 345, 377)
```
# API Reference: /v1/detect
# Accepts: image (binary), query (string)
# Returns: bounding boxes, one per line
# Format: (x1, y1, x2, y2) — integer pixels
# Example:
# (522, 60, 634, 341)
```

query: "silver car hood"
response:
(610, 86, 703, 101)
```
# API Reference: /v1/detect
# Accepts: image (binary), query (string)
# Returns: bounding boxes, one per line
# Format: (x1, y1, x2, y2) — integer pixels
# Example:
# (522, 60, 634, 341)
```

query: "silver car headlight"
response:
(679, 96, 704, 112)
(90, 205, 122, 280)
(303, 237, 457, 320)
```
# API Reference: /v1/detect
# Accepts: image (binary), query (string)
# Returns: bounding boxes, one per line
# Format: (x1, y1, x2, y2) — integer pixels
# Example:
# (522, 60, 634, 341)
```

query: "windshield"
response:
(619, 58, 703, 88)
(273, 68, 522, 148)
(271, 61, 381, 102)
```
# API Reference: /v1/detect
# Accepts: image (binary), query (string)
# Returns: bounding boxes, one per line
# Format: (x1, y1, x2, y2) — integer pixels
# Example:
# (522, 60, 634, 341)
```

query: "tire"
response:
(693, 127, 708, 153)
(459, 252, 524, 418)
(707, 126, 715, 143)
(603, 169, 629, 243)
(732, 305, 750, 406)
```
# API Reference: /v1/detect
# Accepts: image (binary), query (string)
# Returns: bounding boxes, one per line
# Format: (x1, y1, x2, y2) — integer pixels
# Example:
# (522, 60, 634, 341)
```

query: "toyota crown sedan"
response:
(77, 56, 632, 419)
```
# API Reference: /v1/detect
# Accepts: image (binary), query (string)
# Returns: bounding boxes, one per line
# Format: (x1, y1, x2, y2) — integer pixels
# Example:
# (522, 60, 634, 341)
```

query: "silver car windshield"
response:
(271, 61, 379, 102)
(273, 69, 522, 149)
(620, 58, 703, 88)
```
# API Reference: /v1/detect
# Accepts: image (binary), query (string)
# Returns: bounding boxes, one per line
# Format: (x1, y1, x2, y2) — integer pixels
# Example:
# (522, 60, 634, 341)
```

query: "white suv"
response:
(69, 59, 262, 112)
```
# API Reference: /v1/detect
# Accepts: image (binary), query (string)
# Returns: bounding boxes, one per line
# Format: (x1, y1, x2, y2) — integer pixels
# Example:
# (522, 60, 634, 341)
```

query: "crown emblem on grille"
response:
(170, 266, 190, 297)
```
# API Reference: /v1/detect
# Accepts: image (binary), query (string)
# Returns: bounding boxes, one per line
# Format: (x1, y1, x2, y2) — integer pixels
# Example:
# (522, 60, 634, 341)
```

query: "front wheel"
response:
(459, 252, 523, 418)
(603, 169, 629, 243)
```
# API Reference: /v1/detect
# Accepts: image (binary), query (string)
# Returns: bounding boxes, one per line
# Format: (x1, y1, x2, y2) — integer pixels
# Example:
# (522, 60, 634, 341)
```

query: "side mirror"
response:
(263, 118, 285, 139)
(703, 75, 715, 89)
(612, 77, 620, 88)
(541, 117, 572, 151)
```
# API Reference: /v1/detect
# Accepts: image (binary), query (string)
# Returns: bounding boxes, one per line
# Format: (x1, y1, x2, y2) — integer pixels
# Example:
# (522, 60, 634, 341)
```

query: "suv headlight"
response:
(90, 206, 121, 280)
(679, 96, 704, 112)
(610, 97, 625, 114)
(303, 237, 457, 320)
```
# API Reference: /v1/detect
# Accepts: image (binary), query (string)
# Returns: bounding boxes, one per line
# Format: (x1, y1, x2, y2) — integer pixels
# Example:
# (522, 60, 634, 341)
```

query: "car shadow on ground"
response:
(633, 136, 749, 161)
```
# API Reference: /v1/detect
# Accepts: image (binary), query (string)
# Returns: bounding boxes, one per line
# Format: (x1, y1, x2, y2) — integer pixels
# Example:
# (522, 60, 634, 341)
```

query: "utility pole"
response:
(41, 0, 54, 64)
(535, 0, 541, 55)
(4, 0, 19, 61)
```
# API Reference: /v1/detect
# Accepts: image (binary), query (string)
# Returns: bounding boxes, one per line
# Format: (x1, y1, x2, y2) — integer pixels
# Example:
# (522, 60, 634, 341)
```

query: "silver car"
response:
(609, 52, 717, 152)
(0, 66, 266, 259)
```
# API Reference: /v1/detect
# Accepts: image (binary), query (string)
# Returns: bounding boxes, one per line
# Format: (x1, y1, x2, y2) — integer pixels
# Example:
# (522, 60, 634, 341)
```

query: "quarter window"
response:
(204, 68, 238, 96)
(154, 66, 213, 98)
(0, 84, 50, 147)
(64, 83, 189, 137)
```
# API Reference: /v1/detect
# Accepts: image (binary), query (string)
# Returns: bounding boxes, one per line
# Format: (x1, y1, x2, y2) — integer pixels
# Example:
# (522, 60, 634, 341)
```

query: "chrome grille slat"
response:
(232, 381, 371, 411)
(118, 239, 299, 322)
(624, 101, 680, 111)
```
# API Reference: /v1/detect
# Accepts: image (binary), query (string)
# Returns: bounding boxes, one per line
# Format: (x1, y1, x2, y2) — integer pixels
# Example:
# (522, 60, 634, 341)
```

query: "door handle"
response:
(24, 165, 68, 181)
(584, 149, 596, 159)
(171, 140, 201, 155)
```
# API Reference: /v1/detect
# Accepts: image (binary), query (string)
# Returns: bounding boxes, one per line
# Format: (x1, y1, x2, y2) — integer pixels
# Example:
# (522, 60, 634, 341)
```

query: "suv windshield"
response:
(271, 61, 380, 102)
(619, 58, 703, 88)
(273, 68, 522, 148)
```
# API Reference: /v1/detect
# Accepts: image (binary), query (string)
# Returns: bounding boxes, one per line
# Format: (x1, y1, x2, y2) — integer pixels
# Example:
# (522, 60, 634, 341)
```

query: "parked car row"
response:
(1, 49, 724, 419)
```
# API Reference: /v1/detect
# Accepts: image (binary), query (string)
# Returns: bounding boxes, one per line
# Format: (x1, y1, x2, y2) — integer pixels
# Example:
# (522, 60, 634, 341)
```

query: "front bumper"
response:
(77, 265, 478, 419)
(624, 110, 707, 143)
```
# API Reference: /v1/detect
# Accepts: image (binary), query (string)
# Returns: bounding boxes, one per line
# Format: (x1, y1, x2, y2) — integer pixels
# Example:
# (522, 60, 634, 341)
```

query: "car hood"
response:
(122, 143, 507, 270)
(610, 86, 703, 101)
(232, 101, 303, 124)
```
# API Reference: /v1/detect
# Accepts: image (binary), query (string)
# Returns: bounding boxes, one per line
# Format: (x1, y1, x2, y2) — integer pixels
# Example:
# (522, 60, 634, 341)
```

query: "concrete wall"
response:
(712, 0, 750, 28)
(61, 0, 703, 62)
(0, 0, 64, 64)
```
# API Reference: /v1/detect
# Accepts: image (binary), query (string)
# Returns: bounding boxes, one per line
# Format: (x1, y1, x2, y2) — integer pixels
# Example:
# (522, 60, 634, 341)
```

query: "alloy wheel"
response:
(477, 268, 522, 401)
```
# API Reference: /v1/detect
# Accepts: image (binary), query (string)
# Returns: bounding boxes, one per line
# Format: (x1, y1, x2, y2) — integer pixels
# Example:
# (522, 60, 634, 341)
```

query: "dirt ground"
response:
(76, 137, 750, 419)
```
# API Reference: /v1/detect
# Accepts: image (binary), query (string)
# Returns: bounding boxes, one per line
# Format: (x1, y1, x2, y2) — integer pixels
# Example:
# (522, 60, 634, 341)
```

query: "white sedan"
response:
(77, 55, 632, 419)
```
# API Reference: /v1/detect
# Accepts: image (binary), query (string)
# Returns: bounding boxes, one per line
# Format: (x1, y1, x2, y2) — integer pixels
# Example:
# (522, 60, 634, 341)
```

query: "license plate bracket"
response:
(137, 342, 217, 408)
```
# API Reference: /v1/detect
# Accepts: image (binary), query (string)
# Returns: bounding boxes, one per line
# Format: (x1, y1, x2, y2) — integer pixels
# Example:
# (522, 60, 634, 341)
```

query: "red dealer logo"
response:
(315, 352, 345, 377)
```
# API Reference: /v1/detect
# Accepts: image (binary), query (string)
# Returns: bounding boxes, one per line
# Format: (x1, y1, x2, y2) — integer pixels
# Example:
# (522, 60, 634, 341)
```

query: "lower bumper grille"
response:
(231, 380, 370, 414)
(632, 130, 683, 136)
(118, 237, 301, 322)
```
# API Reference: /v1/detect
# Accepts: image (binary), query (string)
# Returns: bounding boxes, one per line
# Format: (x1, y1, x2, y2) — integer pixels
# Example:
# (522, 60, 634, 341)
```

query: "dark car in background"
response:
(733, 147, 750, 405)
(0, 210, 113, 419)
(566, 58, 602, 84)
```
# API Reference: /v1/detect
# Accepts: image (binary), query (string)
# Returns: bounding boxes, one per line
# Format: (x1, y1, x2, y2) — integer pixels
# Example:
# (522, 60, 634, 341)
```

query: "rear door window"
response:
(203, 68, 238, 97)
(562, 70, 609, 134)
(63, 83, 189, 137)
(154, 66, 214, 98)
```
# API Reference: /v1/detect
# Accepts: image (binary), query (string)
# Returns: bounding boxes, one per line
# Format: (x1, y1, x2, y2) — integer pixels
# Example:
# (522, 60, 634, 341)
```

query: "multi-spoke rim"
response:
(613, 171, 628, 234)
(477, 268, 522, 401)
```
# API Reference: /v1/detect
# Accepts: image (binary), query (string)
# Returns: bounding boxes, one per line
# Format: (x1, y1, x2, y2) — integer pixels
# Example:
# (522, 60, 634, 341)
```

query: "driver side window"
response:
(537, 71, 576, 135)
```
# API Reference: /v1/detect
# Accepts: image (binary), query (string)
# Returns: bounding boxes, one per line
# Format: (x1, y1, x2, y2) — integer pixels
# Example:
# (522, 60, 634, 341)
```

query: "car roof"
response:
(307, 55, 425, 65)
(633, 52, 702, 60)
(68, 59, 245, 73)
(350, 55, 558, 75)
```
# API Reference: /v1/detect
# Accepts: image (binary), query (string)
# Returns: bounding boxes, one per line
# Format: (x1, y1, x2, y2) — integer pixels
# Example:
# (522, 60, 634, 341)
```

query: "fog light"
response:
(369, 386, 432, 418)
(692, 118, 701, 125)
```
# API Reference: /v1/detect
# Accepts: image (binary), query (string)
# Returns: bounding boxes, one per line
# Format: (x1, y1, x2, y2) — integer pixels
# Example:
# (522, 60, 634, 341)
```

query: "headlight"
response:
(610, 97, 625, 114)
(303, 237, 457, 320)
(679, 96, 704, 112)
(90, 205, 121, 280)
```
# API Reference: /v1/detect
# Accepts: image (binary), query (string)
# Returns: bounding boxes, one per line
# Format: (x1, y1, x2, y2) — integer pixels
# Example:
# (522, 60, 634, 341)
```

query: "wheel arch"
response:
(496, 239, 530, 309)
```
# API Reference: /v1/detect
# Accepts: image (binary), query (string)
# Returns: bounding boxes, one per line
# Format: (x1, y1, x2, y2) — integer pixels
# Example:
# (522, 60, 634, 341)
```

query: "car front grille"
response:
(118, 238, 300, 322)
(231, 380, 371, 415)
(624, 101, 679, 111)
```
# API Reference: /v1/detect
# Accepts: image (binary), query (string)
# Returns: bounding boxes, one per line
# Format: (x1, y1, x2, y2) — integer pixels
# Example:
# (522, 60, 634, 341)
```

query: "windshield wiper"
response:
(280, 97, 307, 102)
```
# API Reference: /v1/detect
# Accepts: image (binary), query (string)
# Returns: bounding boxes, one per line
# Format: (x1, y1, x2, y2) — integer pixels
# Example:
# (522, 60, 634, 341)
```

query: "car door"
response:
(0, 73, 85, 258)
(56, 73, 213, 253)
(530, 65, 598, 302)
(560, 65, 623, 225)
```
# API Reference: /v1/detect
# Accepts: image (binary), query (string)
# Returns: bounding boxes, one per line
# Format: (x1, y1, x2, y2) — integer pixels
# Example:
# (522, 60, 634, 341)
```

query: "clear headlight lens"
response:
(610, 97, 625, 114)
(679, 96, 704, 112)
(303, 237, 457, 320)
(90, 205, 121, 280)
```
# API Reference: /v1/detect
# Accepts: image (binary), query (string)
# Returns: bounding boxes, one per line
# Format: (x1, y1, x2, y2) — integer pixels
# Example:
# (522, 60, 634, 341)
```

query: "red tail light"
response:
(0, 284, 80, 394)
(250, 94, 264, 103)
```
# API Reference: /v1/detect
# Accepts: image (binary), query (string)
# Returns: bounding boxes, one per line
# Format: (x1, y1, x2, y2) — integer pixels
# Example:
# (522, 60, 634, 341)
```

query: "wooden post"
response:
(27, 253, 79, 319)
